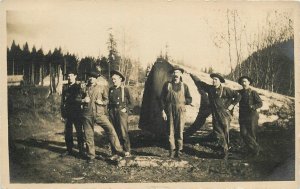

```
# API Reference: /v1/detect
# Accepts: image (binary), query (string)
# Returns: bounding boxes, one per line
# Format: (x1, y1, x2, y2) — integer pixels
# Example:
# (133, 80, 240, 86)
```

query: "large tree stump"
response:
(139, 58, 208, 136)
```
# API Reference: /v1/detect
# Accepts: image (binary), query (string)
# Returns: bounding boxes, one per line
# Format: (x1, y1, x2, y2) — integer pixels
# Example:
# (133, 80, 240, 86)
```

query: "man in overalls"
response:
(61, 71, 84, 157)
(237, 76, 263, 157)
(160, 66, 192, 158)
(189, 73, 241, 159)
(108, 70, 133, 157)
(80, 71, 124, 163)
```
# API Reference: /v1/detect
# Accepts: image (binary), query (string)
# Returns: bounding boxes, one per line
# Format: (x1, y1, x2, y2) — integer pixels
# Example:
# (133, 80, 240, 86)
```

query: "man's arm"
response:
(227, 88, 241, 106)
(184, 83, 192, 105)
(100, 86, 109, 105)
(251, 90, 263, 110)
(125, 87, 134, 111)
(61, 85, 67, 118)
(160, 82, 168, 111)
(160, 82, 169, 121)
(189, 73, 210, 92)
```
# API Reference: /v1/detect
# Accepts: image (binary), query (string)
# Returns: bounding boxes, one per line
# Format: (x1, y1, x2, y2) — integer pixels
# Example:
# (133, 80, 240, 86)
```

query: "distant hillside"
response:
(227, 39, 294, 96)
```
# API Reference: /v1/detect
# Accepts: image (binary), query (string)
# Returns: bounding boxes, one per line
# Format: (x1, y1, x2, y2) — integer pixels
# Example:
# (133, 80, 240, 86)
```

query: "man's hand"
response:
(227, 104, 234, 111)
(162, 110, 167, 121)
(120, 108, 127, 113)
(83, 96, 90, 103)
(95, 99, 103, 105)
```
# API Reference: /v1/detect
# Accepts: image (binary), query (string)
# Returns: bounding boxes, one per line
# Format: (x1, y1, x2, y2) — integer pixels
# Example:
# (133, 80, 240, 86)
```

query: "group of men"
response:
(61, 65, 263, 163)
(161, 66, 262, 159)
(61, 69, 132, 163)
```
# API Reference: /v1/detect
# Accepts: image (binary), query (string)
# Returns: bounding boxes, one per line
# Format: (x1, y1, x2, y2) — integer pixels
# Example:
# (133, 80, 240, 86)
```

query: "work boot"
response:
(60, 150, 74, 157)
(124, 152, 131, 157)
(169, 150, 175, 158)
(86, 157, 95, 164)
(175, 150, 182, 158)
(223, 148, 229, 160)
(109, 154, 122, 161)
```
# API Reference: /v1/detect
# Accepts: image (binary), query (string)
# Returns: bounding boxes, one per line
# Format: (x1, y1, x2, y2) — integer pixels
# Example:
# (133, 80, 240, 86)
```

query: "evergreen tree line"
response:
(7, 39, 147, 93)
(227, 39, 294, 96)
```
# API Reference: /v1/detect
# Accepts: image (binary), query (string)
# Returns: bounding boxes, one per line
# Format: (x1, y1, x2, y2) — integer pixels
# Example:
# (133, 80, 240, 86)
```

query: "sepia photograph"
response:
(0, 0, 299, 188)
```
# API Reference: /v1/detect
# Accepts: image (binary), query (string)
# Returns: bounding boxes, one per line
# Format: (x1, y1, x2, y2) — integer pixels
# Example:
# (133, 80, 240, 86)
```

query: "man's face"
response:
(212, 77, 221, 87)
(241, 78, 250, 89)
(88, 76, 97, 84)
(112, 74, 122, 87)
(173, 70, 182, 81)
(67, 73, 76, 84)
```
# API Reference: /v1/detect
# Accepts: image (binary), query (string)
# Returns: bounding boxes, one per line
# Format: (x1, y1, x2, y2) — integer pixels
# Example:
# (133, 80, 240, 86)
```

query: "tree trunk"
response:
(31, 63, 35, 85)
(226, 9, 234, 80)
(49, 62, 53, 94)
(39, 63, 43, 86)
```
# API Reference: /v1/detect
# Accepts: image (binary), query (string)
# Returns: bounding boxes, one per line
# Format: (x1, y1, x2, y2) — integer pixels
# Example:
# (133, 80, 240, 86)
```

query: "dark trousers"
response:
(212, 110, 231, 153)
(184, 108, 211, 136)
(109, 108, 131, 153)
(167, 106, 185, 151)
(239, 112, 260, 153)
(82, 114, 123, 159)
(64, 116, 84, 153)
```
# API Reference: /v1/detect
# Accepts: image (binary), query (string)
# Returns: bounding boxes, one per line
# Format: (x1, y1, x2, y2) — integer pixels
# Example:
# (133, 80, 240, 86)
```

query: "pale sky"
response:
(6, 0, 295, 73)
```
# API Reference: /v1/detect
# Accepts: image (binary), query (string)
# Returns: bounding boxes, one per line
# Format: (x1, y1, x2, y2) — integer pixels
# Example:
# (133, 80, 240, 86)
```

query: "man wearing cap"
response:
(237, 76, 262, 157)
(160, 66, 192, 158)
(80, 71, 124, 163)
(61, 71, 84, 157)
(189, 73, 241, 159)
(108, 70, 133, 157)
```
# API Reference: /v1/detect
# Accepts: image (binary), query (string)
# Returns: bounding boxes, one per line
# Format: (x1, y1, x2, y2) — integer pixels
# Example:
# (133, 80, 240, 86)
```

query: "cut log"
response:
(117, 156, 191, 168)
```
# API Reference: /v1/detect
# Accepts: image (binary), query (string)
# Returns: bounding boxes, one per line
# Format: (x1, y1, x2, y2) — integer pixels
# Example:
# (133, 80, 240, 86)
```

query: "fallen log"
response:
(118, 156, 191, 168)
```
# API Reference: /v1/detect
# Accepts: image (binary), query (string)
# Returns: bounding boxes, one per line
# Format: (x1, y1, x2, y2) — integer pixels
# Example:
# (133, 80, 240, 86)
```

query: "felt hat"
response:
(110, 70, 125, 82)
(170, 65, 184, 74)
(210, 73, 225, 83)
(86, 71, 101, 78)
(238, 76, 253, 85)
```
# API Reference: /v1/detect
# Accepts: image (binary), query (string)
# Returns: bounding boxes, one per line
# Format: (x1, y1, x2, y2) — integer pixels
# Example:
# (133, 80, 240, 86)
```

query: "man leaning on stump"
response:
(60, 65, 263, 162)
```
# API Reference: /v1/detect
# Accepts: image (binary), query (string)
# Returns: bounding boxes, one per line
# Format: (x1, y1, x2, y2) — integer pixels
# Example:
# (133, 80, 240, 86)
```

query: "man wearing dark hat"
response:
(237, 76, 262, 157)
(108, 70, 133, 157)
(80, 71, 124, 163)
(189, 72, 241, 159)
(61, 71, 84, 157)
(160, 66, 192, 158)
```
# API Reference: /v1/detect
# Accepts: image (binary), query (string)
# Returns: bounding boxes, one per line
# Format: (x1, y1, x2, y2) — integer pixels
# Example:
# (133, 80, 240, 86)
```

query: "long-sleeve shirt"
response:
(81, 83, 109, 117)
(160, 81, 192, 111)
(190, 74, 241, 115)
(61, 83, 82, 118)
(108, 86, 133, 112)
(238, 88, 263, 116)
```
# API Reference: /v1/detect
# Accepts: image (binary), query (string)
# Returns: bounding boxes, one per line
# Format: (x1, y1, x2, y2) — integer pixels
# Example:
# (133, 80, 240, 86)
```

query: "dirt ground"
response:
(8, 86, 295, 183)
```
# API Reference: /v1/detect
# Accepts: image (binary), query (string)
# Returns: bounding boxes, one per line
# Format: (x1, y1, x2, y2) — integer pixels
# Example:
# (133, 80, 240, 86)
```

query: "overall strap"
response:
(181, 82, 185, 97)
(121, 85, 125, 103)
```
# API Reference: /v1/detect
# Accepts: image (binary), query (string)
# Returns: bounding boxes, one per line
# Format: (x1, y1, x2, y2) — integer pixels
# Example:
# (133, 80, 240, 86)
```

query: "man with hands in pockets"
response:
(80, 71, 124, 163)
